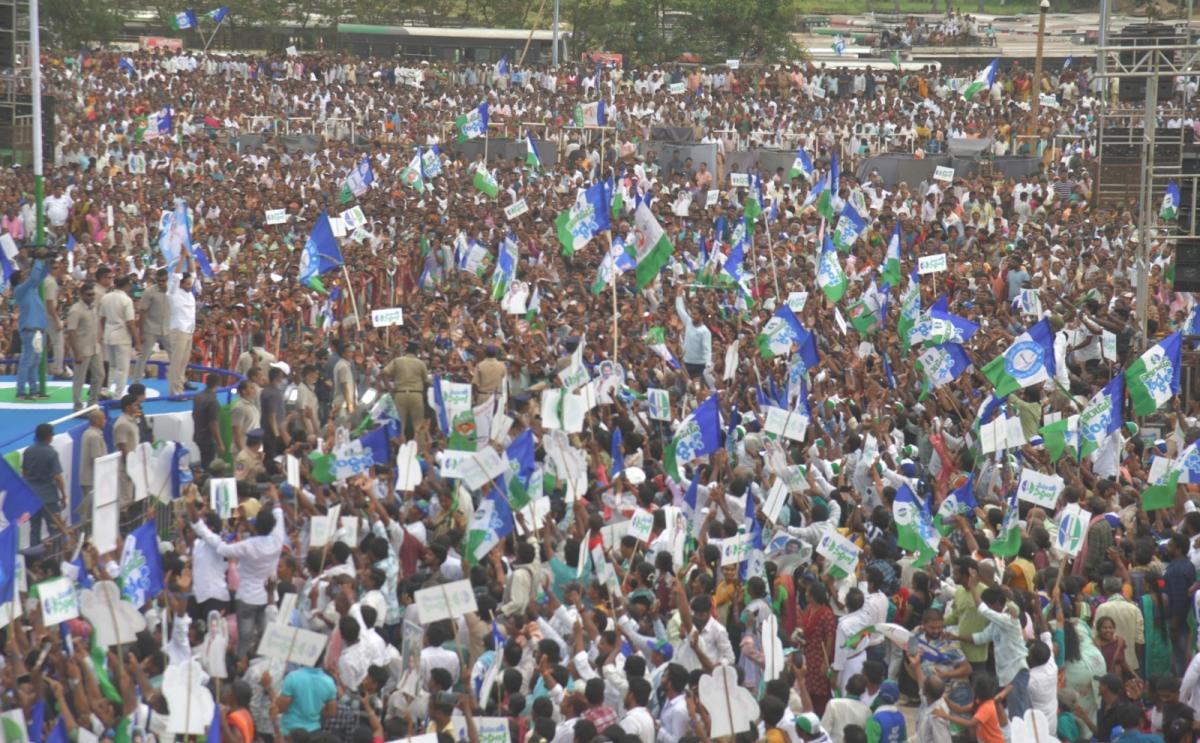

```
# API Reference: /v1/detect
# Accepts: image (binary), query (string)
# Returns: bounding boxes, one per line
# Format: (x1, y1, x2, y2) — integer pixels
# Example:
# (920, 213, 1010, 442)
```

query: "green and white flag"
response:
(817, 235, 847, 303)
(981, 318, 1056, 397)
(473, 166, 499, 198)
(399, 152, 424, 193)
(1039, 415, 1080, 462)
(962, 59, 997, 101)
(897, 268, 921, 346)
(1126, 331, 1182, 416)
(455, 103, 489, 142)
(1161, 180, 1180, 221)
(628, 203, 675, 290)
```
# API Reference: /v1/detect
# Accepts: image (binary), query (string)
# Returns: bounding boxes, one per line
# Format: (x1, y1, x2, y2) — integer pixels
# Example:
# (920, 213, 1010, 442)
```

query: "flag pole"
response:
(609, 232, 618, 362)
(764, 206, 781, 302)
(342, 264, 362, 329)
(31, 0, 46, 394)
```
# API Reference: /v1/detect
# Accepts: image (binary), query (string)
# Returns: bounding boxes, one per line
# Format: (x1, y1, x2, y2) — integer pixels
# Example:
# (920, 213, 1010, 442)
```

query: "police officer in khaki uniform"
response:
(382, 340, 430, 435)
(66, 281, 103, 410)
(133, 267, 171, 382)
(471, 345, 507, 404)
(235, 428, 267, 483)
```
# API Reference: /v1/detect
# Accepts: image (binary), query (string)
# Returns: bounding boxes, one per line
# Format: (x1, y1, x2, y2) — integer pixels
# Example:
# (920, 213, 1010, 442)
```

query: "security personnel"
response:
(235, 428, 267, 483)
(382, 340, 431, 436)
(471, 345, 507, 404)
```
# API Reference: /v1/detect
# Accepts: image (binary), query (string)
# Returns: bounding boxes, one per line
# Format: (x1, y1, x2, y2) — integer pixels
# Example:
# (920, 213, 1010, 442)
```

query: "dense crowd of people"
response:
(0, 42, 1198, 743)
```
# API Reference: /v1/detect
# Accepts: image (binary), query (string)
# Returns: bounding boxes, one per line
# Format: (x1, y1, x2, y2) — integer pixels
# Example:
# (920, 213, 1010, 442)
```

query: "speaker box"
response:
(1116, 23, 1184, 102)
(1174, 238, 1200, 292)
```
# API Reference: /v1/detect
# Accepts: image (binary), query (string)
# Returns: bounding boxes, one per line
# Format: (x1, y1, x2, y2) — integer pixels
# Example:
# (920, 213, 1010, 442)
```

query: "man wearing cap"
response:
(236, 429, 267, 483)
(133, 266, 171, 384)
(231, 379, 261, 454)
(865, 682, 906, 743)
(66, 280, 103, 410)
(382, 341, 431, 435)
(472, 345, 507, 404)
(793, 712, 832, 743)
(113, 394, 141, 508)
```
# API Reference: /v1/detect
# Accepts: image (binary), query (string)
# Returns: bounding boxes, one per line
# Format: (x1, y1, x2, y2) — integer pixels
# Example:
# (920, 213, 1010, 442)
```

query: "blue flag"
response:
(0, 455, 43, 526)
(586, 179, 612, 233)
(358, 426, 391, 468)
(299, 211, 344, 292)
(928, 295, 979, 344)
(118, 57, 137, 76)
(118, 519, 165, 608)
(939, 473, 978, 524)
(665, 395, 723, 482)
(495, 55, 509, 78)
(466, 486, 514, 562)
(789, 147, 814, 182)
(0, 524, 18, 606)
(506, 429, 536, 485)
(210, 5, 230, 22)
(44, 719, 68, 743)
(683, 476, 700, 512)
(1062, 55, 1072, 71)
(1079, 374, 1124, 459)
(207, 702, 221, 743)
(917, 342, 973, 390)
(66, 234, 76, 252)
(29, 701, 45, 743)
(611, 426, 625, 479)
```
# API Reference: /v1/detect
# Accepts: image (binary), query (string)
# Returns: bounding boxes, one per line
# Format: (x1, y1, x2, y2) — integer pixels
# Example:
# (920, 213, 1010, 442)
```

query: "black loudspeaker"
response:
(1117, 23, 1184, 103)
(1174, 238, 1200, 292)
(11, 94, 55, 157)
(0, 0, 13, 70)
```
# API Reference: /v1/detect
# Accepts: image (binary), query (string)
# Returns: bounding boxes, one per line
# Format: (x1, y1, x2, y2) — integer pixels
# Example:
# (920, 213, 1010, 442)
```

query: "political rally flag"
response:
(1161, 180, 1180, 221)
(817, 234, 848, 303)
(981, 318, 1056, 397)
(465, 486, 514, 564)
(298, 211, 344, 293)
(168, 10, 197, 29)
(556, 181, 609, 256)
(882, 219, 902, 288)
(455, 103, 489, 142)
(962, 59, 998, 101)
(1126, 331, 1182, 416)
(628, 203, 675, 290)
(117, 520, 165, 608)
(788, 147, 814, 182)
(1078, 375, 1124, 460)
(664, 395, 722, 482)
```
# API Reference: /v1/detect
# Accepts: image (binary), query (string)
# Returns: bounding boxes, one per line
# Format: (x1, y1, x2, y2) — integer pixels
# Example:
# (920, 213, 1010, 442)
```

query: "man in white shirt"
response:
(420, 623, 461, 687)
(618, 678, 655, 743)
(188, 494, 286, 655)
(336, 615, 374, 691)
(675, 594, 735, 672)
(167, 247, 198, 395)
(832, 588, 873, 693)
(191, 511, 231, 616)
(44, 187, 73, 228)
(657, 664, 691, 743)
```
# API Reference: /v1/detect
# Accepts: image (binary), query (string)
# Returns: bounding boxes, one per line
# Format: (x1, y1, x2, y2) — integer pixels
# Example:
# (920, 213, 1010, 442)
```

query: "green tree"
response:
(42, 0, 123, 47)
(675, 0, 798, 60)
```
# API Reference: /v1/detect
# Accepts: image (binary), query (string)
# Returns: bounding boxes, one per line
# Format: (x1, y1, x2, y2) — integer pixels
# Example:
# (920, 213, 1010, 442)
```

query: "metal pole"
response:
(1097, 0, 1110, 89)
(31, 0, 46, 394)
(1136, 67, 1159, 341)
(1029, 0, 1049, 134)
(552, 0, 560, 67)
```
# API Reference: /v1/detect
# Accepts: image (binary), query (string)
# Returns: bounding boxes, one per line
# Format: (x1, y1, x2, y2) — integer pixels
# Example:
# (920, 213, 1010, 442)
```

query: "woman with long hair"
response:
(1062, 617, 1107, 721)
(798, 581, 836, 716)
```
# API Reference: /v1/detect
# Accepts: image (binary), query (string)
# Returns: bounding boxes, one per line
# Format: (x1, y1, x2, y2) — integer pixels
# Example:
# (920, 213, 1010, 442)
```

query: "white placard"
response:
(576, 531, 590, 578)
(720, 533, 752, 565)
(394, 441, 422, 492)
(286, 454, 300, 490)
(809, 84, 826, 99)
(265, 208, 288, 225)
(600, 520, 629, 548)
(285, 45, 298, 56)
(762, 480, 789, 525)
(308, 503, 341, 548)
(341, 205, 367, 231)
(816, 530, 861, 576)
(730, 173, 750, 188)
(440, 447, 507, 490)
(764, 406, 809, 442)
(648, 388, 671, 421)
(450, 716, 510, 743)
(918, 253, 948, 275)
(36, 576, 79, 626)
(591, 545, 613, 583)
(1056, 504, 1091, 557)
(669, 82, 686, 95)
(210, 477, 237, 519)
(256, 623, 328, 665)
(92, 453, 122, 554)
(726, 59, 740, 69)
(787, 291, 808, 314)
(1039, 93, 1060, 110)
(706, 189, 720, 208)
(629, 508, 655, 543)
(413, 579, 478, 624)
(1102, 330, 1118, 362)
(328, 216, 347, 238)
(370, 307, 404, 328)
(933, 165, 955, 182)
(504, 199, 529, 220)
(1017, 468, 1064, 509)
(723, 340, 740, 383)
